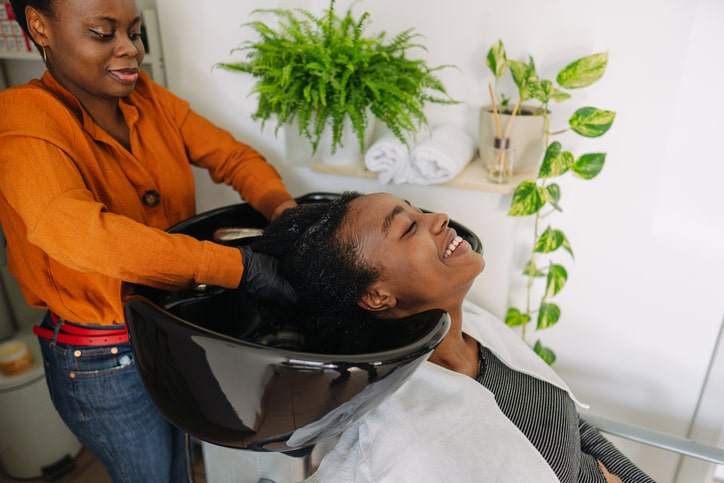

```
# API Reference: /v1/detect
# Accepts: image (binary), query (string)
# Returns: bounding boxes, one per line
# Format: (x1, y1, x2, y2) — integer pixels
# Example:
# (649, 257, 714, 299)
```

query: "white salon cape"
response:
(303, 301, 586, 483)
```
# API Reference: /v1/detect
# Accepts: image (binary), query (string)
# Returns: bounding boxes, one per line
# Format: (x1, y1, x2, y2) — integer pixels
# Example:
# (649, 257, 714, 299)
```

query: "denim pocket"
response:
(38, 338, 146, 424)
(68, 344, 135, 379)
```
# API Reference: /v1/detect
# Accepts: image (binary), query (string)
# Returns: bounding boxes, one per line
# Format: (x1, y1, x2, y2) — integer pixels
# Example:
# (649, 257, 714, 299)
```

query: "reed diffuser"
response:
(485, 82, 521, 184)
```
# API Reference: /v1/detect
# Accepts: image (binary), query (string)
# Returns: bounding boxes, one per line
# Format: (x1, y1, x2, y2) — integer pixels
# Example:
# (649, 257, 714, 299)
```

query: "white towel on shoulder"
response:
(408, 124, 475, 185)
(363, 135, 411, 184)
(303, 301, 576, 483)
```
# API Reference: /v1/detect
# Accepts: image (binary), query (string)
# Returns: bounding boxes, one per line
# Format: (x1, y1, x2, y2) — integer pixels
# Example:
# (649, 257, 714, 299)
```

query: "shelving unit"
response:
(0, 6, 166, 87)
(308, 159, 529, 195)
(138, 8, 166, 86)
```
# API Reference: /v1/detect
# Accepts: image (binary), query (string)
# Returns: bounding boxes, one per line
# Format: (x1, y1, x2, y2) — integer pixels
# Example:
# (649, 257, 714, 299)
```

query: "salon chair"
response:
(584, 315, 724, 481)
(585, 414, 724, 466)
(123, 192, 483, 482)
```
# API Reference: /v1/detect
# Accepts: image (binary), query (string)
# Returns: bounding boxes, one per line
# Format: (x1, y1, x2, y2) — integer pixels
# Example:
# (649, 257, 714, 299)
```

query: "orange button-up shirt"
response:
(0, 70, 293, 325)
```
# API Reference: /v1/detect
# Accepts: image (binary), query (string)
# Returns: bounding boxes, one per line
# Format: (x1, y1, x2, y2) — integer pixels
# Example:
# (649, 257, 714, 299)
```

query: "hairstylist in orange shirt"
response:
(0, 0, 297, 480)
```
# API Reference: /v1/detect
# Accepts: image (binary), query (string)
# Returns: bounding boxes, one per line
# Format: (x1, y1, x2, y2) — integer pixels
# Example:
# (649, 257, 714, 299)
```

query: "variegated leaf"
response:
(508, 180, 546, 216)
(537, 302, 560, 330)
(533, 340, 557, 365)
(523, 260, 546, 277)
(505, 307, 531, 327)
(549, 89, 572, 103)
(534, 226, 573, 257)
(529, 79, 551, 104)
(544, 263, 568, 298)
(546, 183, 562, 211)
(508, 59, 530, 88)
(486, 40, 508, 79)
(556, 52, 608, 89)
(572, 153, 606, 180)
(570, 107, 616, 138)
(538, 142, 574, 178)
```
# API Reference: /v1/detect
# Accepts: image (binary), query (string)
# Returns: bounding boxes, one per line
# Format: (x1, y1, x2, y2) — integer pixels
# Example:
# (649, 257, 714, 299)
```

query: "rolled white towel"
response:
(363, 135, 412, 184)
(408, 124, 475, 185)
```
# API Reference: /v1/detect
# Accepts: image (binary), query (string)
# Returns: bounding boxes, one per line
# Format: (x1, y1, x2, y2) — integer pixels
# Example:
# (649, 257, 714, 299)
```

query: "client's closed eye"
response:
(402, 221, 417, 238)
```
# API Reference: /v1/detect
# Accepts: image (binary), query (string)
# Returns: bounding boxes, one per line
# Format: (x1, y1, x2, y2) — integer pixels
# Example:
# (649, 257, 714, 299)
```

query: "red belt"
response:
(33, 312, 129, 346)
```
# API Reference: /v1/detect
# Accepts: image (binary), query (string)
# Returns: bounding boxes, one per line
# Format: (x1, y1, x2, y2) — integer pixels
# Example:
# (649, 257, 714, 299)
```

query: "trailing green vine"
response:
(486, 40, 616, 364)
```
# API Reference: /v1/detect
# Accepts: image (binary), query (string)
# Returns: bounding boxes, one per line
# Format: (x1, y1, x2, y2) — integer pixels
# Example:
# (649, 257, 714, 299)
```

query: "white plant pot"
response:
(479, 105, 546, 176)
(317, 116, 376, 166)
(283, 115, 376, 167)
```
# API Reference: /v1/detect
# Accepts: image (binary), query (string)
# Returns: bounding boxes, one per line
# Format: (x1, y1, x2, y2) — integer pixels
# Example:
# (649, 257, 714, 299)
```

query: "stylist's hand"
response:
(598, 461, 622, 483)
(237, 246, 299, 303)
(271, 199, 297, 221)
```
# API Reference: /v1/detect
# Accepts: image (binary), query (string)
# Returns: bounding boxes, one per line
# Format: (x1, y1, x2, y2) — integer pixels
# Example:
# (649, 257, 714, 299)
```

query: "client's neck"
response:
(427, 305, 479, 379)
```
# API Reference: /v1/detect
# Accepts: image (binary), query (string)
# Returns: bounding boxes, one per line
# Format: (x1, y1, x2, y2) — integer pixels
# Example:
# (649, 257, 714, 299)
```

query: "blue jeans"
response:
(37, 312, 190, 483)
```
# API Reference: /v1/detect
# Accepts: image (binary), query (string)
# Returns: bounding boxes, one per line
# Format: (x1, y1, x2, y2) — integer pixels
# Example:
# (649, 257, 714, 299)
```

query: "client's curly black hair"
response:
(251, 191, 381, 352)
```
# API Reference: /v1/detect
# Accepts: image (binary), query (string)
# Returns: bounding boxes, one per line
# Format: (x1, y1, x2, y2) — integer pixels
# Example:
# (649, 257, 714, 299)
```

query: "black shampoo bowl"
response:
(123, 193, 480, 452)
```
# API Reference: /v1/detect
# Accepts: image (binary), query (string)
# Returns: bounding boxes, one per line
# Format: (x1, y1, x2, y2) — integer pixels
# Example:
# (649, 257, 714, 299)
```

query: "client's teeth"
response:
(444, 236, 463, 258)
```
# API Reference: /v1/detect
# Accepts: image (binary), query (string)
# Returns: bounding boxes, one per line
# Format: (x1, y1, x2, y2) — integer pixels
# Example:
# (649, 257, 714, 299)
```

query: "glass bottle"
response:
(487, 137, 514, 184)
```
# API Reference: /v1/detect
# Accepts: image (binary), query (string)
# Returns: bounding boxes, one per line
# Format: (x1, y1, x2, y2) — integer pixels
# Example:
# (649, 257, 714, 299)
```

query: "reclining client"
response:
(252, 191, 655, 483)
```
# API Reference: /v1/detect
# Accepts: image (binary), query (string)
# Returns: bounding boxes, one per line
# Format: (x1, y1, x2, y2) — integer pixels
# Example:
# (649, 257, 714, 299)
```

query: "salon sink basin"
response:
(123, 193, 480, 452)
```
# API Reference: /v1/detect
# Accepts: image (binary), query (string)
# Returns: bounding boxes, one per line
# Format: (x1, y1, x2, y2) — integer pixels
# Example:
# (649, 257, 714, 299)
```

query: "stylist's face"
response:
(37, 0, 144, 105)
(346, 193, 484, 316)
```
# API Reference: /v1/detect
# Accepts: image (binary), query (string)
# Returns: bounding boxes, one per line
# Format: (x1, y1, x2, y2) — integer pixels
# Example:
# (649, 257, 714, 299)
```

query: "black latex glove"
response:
(237, 246, 299, 303)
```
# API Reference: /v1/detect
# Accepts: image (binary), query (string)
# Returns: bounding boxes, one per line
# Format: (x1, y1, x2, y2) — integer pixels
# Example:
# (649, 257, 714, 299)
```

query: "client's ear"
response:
(358, 284, 396, 313)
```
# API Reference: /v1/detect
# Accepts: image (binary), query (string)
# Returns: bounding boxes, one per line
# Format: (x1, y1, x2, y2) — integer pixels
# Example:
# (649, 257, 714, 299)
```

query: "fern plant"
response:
(216, 0, 456, 154)
(486, 40, 616, 364)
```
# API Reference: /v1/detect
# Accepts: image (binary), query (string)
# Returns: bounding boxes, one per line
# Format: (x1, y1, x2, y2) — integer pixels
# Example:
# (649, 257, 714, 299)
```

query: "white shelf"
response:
(309, 159, 531, 195)
(0, 51, 36, 61)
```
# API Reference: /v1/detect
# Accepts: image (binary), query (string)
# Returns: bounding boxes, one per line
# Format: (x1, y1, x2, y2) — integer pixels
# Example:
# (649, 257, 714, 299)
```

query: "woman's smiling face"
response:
(36, 0, 145, 106)
(343, 193, 485, 317)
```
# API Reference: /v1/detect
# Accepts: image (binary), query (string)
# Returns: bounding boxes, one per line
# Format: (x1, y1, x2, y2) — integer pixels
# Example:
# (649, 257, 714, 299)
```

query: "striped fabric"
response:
(476, 343, 656, 483)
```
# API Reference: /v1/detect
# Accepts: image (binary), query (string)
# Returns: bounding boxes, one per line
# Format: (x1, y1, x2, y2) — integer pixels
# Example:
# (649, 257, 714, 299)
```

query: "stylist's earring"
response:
(42, 46, 48, 65)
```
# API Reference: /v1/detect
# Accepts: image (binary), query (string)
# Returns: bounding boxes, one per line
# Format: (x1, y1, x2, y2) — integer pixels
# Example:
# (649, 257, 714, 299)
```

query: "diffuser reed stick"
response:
(487, 82, 503, 139)
(503, 96, 522, 139)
